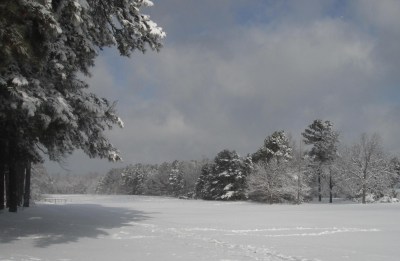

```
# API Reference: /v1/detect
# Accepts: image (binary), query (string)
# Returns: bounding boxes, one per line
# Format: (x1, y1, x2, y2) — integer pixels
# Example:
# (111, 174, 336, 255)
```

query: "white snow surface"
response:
(1, 195, 399, 261)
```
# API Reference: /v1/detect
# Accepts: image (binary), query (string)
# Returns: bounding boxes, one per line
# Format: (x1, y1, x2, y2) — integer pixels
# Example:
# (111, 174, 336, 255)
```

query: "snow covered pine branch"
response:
(0, 0, 165, 212)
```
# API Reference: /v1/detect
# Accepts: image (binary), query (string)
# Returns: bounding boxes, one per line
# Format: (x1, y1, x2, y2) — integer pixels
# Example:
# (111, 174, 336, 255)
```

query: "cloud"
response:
(112, 19, 375, 160)
(350, 0, 400, 76)
(45, 1, 400, 175)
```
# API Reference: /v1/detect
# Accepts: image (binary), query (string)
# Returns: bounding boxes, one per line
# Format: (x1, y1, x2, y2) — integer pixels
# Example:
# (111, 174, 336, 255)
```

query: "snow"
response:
(116, 117, 124, 128)
(19, 91, 40, 117)
(221, 191, 235, 199)
(146, 20, 166, 38)
(224, 184, 233, 191)
(1, 195, 400, 261)
(378, 196, 399, 203)
(12, 77, 29, 87)
(142, 0, 154, 7)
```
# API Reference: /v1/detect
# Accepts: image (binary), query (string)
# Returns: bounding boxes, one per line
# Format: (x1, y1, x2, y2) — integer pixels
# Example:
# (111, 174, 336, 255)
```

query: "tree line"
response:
(94, 120, 400, 204)
(96, 160, 206, 198)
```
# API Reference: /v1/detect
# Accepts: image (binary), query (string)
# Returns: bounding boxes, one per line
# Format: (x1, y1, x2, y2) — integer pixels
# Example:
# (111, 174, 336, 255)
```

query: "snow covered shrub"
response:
(365, 193, 376, 203)
(356, 194, 399, 203)
(378, 196, 399, 203)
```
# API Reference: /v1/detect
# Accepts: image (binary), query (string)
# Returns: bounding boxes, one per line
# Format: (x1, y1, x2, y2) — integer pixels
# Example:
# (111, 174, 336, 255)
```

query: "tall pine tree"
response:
(0, 0, 165, 212)
(302, 120, 338, 202)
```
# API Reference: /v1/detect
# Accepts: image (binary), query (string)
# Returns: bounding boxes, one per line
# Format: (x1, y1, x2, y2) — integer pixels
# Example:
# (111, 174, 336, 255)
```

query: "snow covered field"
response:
(1, 195, 399, 261)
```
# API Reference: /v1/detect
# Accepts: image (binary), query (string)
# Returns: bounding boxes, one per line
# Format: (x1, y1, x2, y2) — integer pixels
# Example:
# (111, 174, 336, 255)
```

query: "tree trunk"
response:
(318, 167, 322, 202)
(362, 183, 366, 204)
(297, 174, 301, 204)
(0, 162, 4, 210)
(362, 169, 367, 204)
(329, 172, 333, 203)
(23, 161, 31, 207)
(8, 139, 18, 212)
(0, 142, 6, 210)
(17, 162, 25, 207)
(5, 167, 9, 208)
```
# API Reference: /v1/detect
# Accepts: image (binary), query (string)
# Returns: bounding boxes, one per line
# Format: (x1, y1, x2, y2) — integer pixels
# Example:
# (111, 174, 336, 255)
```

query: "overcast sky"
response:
(46, 0, 400, 175)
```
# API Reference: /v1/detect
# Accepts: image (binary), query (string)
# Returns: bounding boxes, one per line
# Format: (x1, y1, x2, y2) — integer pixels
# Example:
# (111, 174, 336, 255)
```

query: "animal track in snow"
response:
(183, 227, 380, 237)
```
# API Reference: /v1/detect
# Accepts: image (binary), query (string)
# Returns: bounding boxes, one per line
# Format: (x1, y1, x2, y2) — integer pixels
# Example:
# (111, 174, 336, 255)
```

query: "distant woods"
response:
(91, 120, 399, 204)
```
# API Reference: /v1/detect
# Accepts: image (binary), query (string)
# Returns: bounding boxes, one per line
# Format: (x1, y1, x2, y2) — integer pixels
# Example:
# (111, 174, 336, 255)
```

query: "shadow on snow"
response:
(0, 203, 153, 248)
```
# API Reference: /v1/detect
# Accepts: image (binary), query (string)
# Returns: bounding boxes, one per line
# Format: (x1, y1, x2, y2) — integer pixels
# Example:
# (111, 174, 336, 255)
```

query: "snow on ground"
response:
(1, 195, 399, 261)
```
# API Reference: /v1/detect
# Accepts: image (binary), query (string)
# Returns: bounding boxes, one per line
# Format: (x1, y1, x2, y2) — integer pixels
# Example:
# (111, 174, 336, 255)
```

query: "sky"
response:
(45, 0, 400, 175)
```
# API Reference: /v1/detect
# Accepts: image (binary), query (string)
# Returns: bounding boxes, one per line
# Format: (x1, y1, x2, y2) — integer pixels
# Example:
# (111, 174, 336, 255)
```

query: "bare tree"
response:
(247, 159, 299, 203)
(289, 140, 312, 203)
(338, 133, 395, 203)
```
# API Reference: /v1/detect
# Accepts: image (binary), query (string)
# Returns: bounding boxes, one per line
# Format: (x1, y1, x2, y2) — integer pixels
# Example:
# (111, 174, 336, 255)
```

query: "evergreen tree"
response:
(96, 168, 125, 195)
(167, 160, 185, 197)
(248, 132, 300, 203)
(252, 130, 292, 164)
(195, 150, 252, 201)
(146, 162, 170, 196)
(194, 163, 214, 199)
(302, 120, 339, 202)
(0, 0, 165, 212)
(389, 157, 400, 197)
(122, 163, 152, 195)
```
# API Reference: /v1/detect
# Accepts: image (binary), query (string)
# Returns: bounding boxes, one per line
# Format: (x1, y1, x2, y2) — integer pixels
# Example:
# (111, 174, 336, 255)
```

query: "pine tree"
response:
(194, 163, 214, 199)
(0, 0, 165, 212)
(122, 164, 151, 195)
(302, 120, 339, 202)
(167, 160, 185, 197)
(195, 150, 251, 201)
(248, 132, 300, 203)
(96, 168, 125, 194)
(252, 130, 292, 164)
